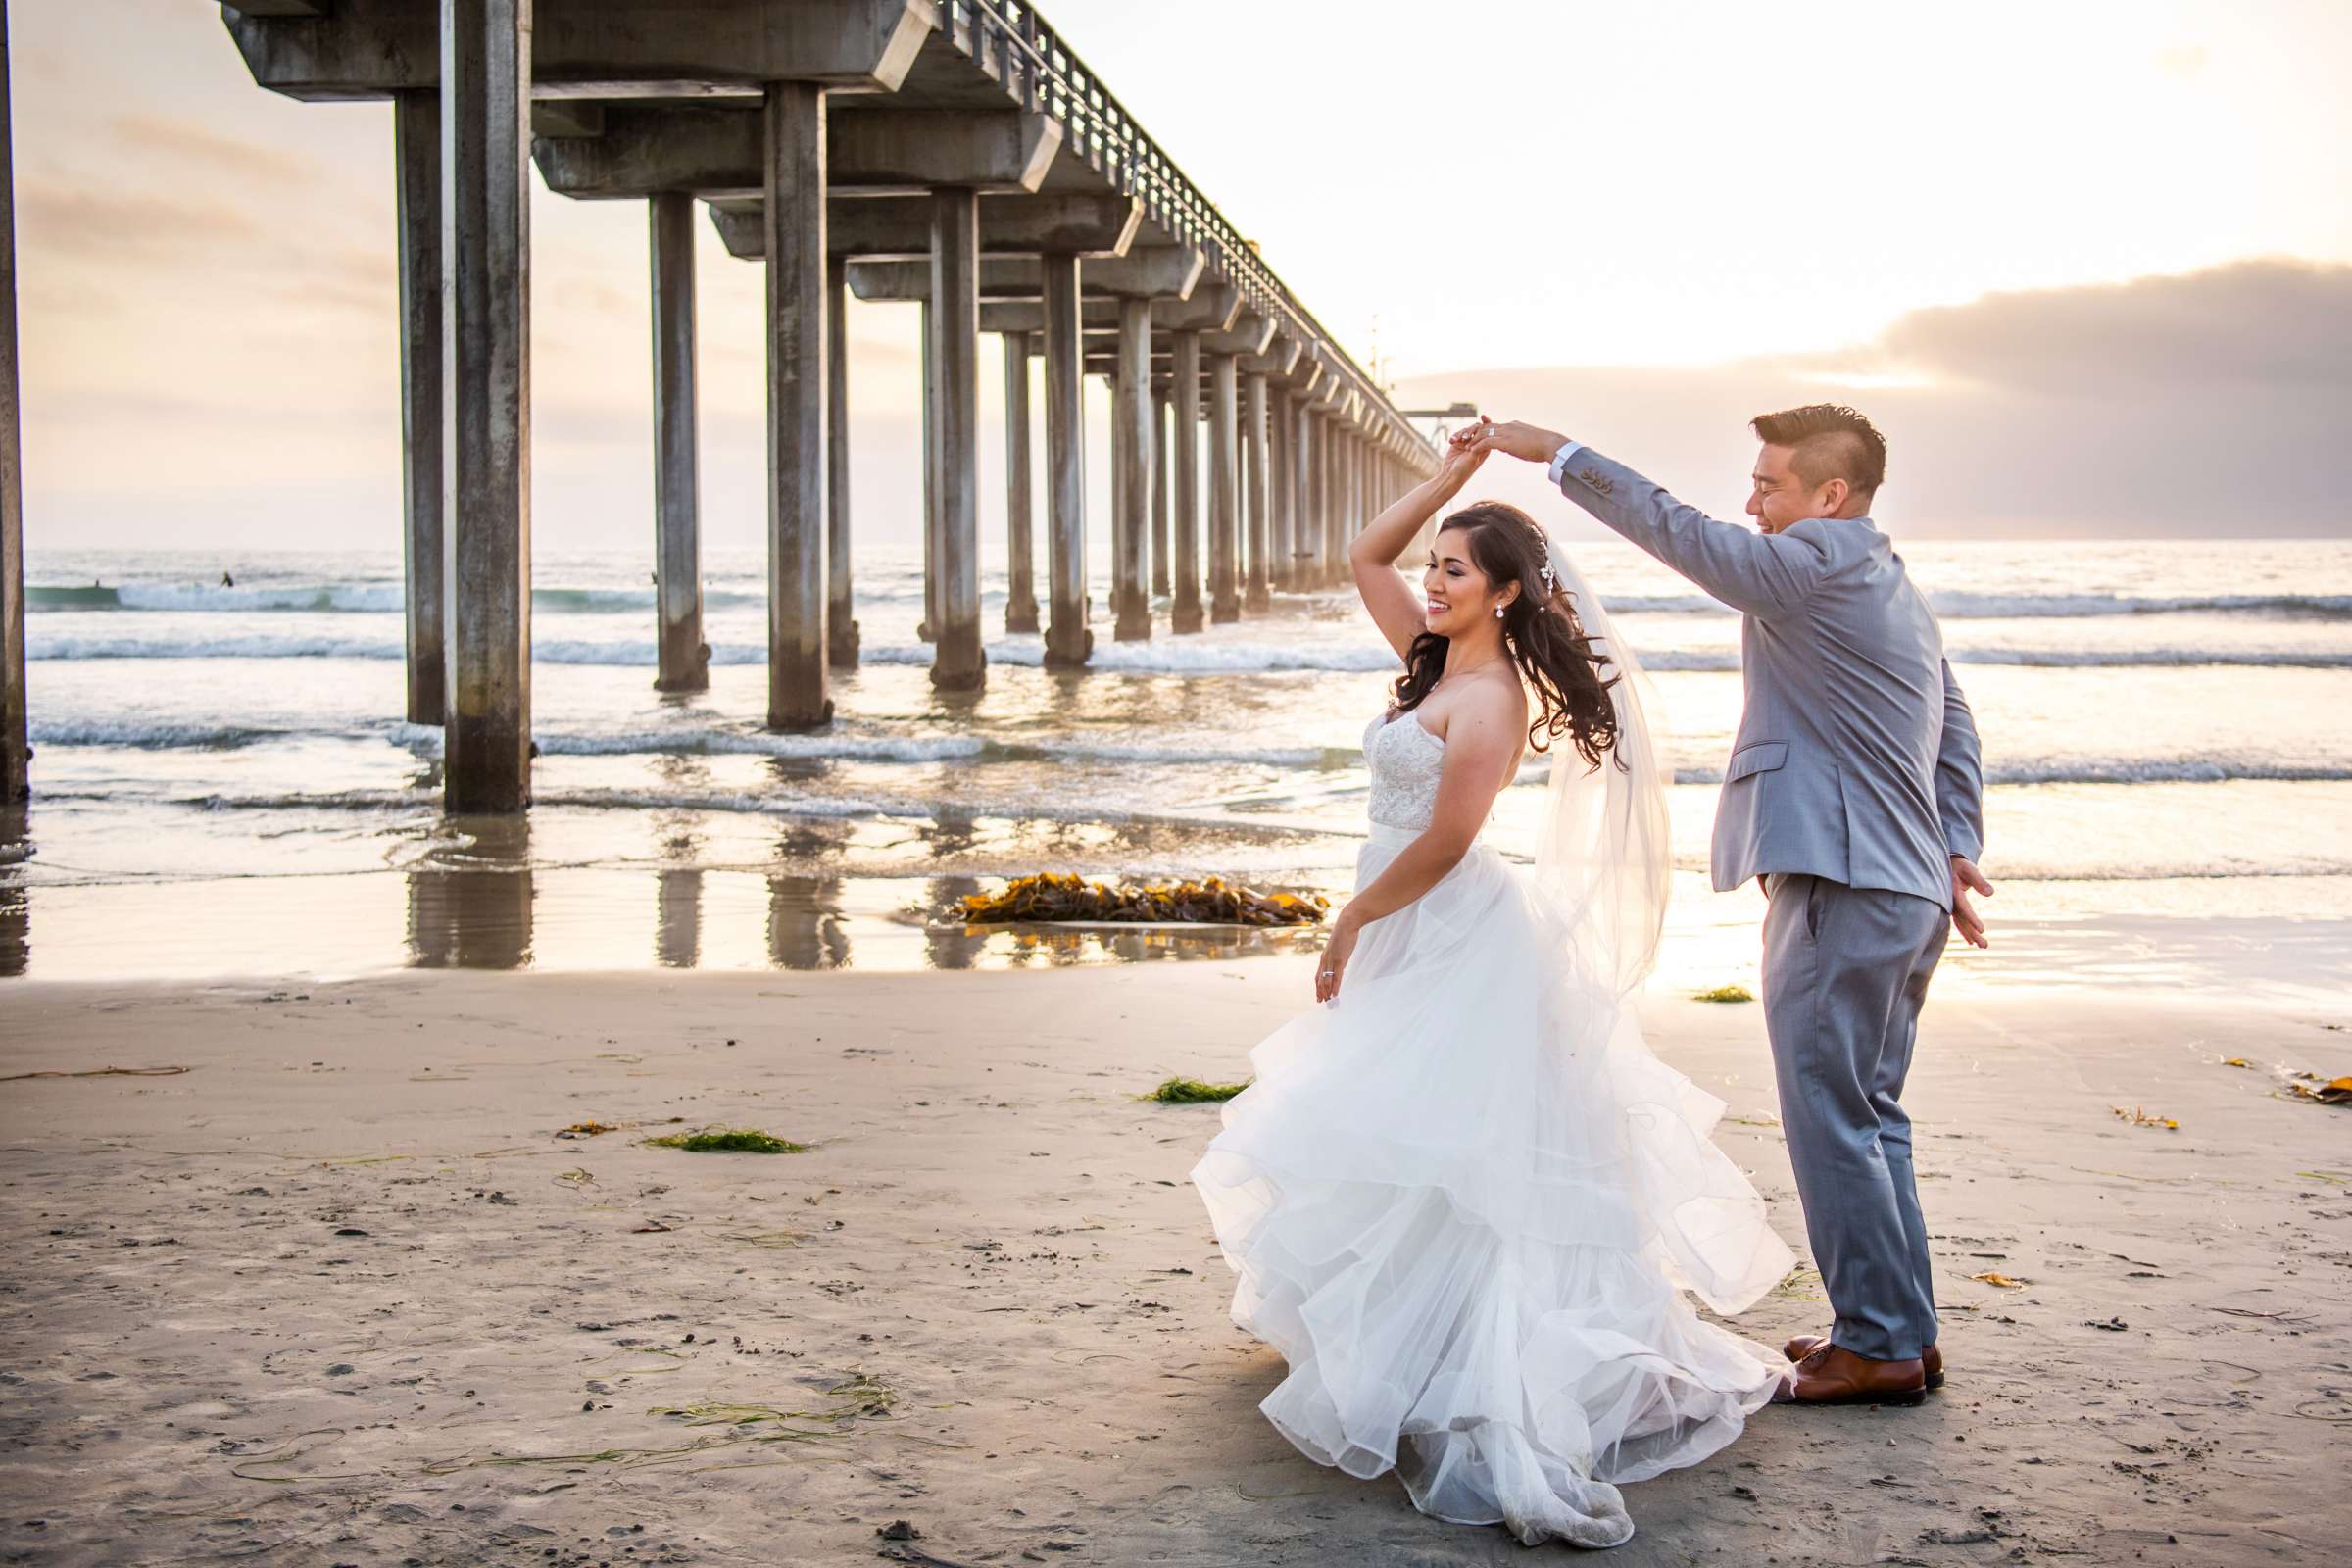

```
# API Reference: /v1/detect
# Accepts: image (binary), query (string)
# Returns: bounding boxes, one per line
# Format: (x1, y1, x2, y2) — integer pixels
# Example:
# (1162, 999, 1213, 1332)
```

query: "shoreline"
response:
(2, 964, 2348, 1565)
(7, 861, 2352, 1008)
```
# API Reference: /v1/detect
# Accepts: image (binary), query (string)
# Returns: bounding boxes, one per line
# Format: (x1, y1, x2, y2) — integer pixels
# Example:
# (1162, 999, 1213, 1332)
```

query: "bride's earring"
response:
(1494, 605, 1505, 619)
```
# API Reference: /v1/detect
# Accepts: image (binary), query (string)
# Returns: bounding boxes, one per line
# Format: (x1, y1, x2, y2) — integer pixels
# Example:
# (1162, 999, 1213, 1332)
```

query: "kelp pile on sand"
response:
(646, 1128, 808, 1154)
(1148, 1077, 1250, 1103)
(956, 873, 1328, 927)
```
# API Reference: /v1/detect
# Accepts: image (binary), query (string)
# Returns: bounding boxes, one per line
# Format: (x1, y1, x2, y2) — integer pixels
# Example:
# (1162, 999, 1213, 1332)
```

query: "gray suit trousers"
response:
(1762, 873, 1949, 1362)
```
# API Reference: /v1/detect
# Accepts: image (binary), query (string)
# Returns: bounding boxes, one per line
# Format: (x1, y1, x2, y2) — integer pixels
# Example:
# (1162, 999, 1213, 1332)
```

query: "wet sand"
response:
(1, 964, 2347, 1566)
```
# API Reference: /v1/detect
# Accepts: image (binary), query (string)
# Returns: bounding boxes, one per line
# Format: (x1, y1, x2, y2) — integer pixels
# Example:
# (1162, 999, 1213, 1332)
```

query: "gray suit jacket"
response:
(1554, 446, 1984, 909)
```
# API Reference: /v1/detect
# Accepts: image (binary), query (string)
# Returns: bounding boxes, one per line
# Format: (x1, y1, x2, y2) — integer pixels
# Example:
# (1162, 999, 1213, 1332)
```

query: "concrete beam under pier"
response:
(221, 0, 936, 101)
(984, 290, 1241, 336)
(536, 104, 1057, 203)
(440, 0, 534, 813)
(854, 266, 1234, 330)
(707, 193, 1140, 263)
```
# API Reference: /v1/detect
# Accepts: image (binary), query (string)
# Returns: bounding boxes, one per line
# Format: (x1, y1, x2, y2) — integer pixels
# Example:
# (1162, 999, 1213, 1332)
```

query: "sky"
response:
(10, 0, 2351, 554)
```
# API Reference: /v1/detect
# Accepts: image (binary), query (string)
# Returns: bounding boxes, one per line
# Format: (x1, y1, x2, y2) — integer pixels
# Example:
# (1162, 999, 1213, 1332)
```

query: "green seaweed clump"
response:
(1693, 984, 1755, 1004)
(1150, 1077, 1251, 1103)
(645, 1127, 808, 1154)
(958, 873, 1327, 927)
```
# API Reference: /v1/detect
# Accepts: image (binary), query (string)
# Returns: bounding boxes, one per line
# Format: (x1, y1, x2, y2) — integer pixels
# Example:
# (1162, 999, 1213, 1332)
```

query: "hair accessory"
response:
(1537, 562, 1557, 594)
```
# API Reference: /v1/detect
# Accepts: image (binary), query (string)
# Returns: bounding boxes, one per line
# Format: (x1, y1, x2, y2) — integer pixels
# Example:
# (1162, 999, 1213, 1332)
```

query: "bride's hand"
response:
(1315, 912, 1362, 1004)
(1433, 435, 1488, 494)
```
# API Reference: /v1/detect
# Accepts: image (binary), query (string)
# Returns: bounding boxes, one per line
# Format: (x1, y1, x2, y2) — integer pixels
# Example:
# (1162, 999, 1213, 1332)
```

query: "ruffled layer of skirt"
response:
(1191, 828, 1793, 1548)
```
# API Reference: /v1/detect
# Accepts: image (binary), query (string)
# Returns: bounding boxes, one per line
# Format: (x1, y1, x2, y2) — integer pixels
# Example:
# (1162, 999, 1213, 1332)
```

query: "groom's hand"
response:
(1464, 418, 1568, 466)
(1950, 857, 1994, 949)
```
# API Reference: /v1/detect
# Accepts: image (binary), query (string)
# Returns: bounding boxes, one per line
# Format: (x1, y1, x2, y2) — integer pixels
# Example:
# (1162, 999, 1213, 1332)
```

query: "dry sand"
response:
(1, 962, 2348, 1567)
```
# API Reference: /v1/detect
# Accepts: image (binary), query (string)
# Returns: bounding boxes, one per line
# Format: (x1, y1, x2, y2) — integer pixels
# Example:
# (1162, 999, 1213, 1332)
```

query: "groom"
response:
(1472, 406, 1988, 1406)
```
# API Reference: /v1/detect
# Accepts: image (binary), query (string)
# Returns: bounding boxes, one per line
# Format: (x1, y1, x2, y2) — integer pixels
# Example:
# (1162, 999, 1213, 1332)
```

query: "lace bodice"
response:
(1364, 710, 1446, 830)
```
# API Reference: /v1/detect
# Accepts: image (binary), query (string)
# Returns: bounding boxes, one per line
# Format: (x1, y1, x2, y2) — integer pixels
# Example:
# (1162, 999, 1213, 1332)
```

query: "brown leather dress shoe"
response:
(1779, 1343, 1928, 1407)
(1783, 1333, 1944, 1391)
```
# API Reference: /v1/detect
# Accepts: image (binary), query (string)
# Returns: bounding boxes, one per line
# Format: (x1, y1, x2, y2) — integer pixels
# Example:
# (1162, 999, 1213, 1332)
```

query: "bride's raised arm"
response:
(1347, 441, 1490, 661)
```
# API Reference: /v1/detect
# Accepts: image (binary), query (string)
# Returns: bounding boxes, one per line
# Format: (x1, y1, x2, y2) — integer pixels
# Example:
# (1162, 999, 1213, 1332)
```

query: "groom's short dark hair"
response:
(1751, 404, 1887, 499)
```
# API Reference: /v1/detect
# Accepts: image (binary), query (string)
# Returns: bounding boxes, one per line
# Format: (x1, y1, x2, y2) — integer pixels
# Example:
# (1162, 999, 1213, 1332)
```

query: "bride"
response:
(1190, 435, 1794, 1548)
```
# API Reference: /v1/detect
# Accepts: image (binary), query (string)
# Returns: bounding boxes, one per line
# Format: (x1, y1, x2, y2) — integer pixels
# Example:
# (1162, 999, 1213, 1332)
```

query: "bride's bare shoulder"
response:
(1432, 669, 1526, 746)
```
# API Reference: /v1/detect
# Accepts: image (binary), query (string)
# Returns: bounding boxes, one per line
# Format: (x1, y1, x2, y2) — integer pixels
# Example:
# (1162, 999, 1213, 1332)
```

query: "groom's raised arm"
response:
(1543, 442, 1828, 617)
(1467, 423, 1827, 617)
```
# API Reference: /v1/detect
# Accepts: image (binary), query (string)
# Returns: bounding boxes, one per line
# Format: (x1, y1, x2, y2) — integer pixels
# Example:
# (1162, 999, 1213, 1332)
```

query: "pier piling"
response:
(1152, 387, 1172, 599)
(1243, 369, 1271, 612)
(1170, 330, 1203, 633)
(1207, 352, 1241, 624)
(1039, 252, 1090, 667)
(1001, 330, 1039, 633)
(0, 4, 21, 805)
(929, 186, 985, 691)
(761, 80, 831, 729)
(827, 258, 858, 664)
(440, 0, 534, 811)
(393, 88, 445, 726)
(1111, 298, 1153, 640)
(649, 190, 708, 693)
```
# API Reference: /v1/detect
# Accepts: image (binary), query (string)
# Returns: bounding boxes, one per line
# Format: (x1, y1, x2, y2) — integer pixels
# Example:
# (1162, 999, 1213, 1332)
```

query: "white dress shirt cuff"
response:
(1545, 439, 1586, 486)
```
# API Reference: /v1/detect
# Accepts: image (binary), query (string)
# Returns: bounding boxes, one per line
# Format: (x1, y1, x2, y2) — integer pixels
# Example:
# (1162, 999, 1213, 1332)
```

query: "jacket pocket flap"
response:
(1726, 742, 1789, 782)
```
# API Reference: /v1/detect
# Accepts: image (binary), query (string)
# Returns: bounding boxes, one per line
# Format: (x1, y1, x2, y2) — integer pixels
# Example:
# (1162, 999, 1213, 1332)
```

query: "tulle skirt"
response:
(1190, 825, 1795, 1548)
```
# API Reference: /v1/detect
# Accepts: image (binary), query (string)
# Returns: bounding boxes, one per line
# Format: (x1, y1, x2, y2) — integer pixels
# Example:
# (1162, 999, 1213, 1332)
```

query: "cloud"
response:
(1399, 260, 2352, 539)
(1862, 259, 2352, 394)
(106, 113, 328, 188)
(19, 180, 266, 261)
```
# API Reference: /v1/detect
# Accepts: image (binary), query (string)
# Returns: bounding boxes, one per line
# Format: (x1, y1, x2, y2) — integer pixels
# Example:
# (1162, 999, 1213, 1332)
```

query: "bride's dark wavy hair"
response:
(1391, 501, 1622, 769)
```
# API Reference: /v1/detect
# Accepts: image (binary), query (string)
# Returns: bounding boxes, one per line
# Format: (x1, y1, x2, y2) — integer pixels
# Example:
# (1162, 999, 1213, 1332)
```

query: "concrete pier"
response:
(1169, 330, 1203, 632)
(1111, 297, 1152, 640)
(762, 81, 831, 729)
(441, 0, 534, 812)
(1039, 253, 1090, 667)
(0, 4, 21, 805)
(188, 0, 1443, 801)
(1242, 369, 1271, 612)
(649, 190, 707, 693)
(826, 258, 858, 663)
(928, 186, 984, 691)
(1206, 352, 1241, 624)
(1001, 331, 1039, 633)
(392, 89, 445, 727)
(1151, 389, 1172, 599)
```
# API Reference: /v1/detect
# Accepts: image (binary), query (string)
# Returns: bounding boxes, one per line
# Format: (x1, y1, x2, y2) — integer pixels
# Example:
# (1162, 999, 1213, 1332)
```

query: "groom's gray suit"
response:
(1547, 441, 1984, 1363)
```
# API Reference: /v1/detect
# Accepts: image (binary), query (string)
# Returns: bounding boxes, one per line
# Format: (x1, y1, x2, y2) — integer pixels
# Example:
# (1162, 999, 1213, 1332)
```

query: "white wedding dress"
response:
(1191, 688, 1795, 1548)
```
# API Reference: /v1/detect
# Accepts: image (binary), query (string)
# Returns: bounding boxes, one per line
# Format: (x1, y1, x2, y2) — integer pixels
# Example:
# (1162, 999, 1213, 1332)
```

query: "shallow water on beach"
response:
(8, 539, 2352, 1000)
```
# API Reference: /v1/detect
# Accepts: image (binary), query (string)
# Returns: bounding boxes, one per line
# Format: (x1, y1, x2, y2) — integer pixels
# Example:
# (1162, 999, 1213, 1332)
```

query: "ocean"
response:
(9, 538, 2352, 997)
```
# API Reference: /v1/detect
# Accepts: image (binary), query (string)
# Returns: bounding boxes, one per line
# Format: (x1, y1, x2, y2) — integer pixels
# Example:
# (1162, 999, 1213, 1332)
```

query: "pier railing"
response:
(944, 0, 1424, 451)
